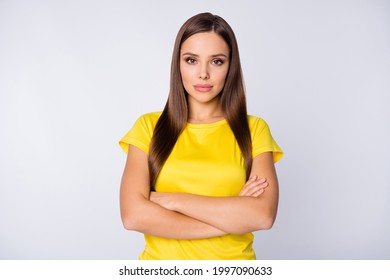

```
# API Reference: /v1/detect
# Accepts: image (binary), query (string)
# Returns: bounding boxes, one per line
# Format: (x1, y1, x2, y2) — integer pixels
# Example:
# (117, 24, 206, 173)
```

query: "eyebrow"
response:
(181, 52, 228, 58)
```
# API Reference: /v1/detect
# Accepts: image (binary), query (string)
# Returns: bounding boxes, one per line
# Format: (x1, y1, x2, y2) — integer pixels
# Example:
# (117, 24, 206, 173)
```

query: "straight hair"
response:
(148, 12, 252, 188)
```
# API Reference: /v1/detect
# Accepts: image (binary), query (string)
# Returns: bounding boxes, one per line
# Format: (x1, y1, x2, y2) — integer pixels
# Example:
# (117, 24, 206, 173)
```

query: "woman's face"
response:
(180, 32, 230, 107)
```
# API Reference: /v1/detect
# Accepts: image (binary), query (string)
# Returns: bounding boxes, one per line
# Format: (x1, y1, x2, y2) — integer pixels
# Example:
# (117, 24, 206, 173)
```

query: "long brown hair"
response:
(148, 12, 252, 188)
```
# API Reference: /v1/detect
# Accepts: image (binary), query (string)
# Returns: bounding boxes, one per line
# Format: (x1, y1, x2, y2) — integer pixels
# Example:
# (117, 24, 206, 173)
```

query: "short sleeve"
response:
(249, 116, 283, 163)
(118, 112, 160, 154)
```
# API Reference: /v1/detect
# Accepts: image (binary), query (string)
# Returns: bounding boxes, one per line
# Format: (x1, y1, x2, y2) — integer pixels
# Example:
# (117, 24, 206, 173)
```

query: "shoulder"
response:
(119, 112, 162, 154)
(247, 115, 269, 132)
(137, 111, 162, 123)
(133, 111, 162, 129)
(247, 115, 283, 162)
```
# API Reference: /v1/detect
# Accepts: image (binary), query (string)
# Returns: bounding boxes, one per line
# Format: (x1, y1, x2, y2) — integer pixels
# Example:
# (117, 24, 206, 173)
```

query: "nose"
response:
(199, 63, 209, 80)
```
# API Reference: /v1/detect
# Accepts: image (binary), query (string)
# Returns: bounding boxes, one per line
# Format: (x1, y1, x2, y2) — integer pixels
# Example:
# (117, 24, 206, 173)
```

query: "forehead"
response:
(180, 32, 229, 55)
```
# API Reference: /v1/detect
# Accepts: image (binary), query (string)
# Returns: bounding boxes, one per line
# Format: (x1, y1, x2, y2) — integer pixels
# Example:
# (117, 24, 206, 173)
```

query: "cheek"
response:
(180, 65, 191, 82)
(180, 67, 191, 92)
(216, 69, 229, 86)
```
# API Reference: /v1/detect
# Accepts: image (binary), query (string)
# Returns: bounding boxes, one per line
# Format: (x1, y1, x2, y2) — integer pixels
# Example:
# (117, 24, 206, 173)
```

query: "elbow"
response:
(229, 206, 278, 234)
(257, 201, 278, 230)
(120, 196, 149, 231)
(254, 209, 277, 231)
(121, 208, 144, 231)
(258, 216, 276, 230)
(122, 217, 136, 231)
(231, 214, 276, 235)
(245, 217, 275, 233)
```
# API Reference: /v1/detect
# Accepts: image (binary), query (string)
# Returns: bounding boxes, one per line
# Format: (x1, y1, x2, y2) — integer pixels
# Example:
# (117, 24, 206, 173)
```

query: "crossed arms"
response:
(120, 145, 279, 240)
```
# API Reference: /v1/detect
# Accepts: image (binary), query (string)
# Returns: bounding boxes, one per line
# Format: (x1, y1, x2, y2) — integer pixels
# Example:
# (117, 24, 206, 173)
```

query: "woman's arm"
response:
(150, 152, 279, 235)
(120, 145, 228, 239)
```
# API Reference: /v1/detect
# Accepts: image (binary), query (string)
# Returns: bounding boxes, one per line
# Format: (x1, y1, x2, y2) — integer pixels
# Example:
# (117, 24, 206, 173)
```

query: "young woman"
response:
(119, 12, 283, 260)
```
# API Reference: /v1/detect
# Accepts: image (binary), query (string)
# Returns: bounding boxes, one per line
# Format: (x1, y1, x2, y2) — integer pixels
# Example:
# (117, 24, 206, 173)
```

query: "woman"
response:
(119, 12, 283, 260)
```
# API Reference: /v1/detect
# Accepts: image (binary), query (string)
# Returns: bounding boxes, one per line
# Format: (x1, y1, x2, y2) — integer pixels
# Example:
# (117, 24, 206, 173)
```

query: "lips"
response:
(194, 84, 213, 92)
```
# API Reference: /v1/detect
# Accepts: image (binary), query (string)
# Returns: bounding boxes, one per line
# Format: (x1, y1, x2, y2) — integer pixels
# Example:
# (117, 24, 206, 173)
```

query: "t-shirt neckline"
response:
(186, 119, 227, 129)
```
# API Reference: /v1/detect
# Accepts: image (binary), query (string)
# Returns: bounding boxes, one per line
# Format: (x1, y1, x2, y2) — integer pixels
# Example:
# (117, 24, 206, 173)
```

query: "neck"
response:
(187, 98, 224, 124)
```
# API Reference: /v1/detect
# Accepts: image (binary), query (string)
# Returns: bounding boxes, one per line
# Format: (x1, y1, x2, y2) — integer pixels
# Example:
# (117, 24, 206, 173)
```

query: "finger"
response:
(240, 177, 264, 193)
(245, 182, 268, 196)
(251, 188, 265, 197)
(239, 176, 258, 196)
(244, 177, 267, 191)
(240, 179, 268, 196)
(240, 183, 259, 196)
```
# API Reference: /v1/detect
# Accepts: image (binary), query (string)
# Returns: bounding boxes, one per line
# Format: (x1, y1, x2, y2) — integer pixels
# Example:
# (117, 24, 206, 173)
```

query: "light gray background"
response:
(1, 0, 389, 259)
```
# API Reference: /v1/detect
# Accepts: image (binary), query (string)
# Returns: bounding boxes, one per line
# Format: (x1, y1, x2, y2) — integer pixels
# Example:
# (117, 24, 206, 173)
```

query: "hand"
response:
(239, 175, 269, 197)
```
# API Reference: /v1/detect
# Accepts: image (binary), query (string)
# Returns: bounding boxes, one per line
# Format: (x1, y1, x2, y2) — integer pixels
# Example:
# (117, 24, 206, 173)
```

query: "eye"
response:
(212, 59, 224, 65)
(185, 57, 196, 64)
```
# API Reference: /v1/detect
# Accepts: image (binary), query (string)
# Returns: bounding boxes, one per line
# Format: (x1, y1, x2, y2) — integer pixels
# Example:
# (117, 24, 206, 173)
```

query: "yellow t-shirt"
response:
(119, 112, 283, 260)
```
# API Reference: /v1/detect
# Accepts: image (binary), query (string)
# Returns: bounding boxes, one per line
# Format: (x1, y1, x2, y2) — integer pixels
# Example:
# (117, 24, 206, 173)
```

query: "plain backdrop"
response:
(0, 0, 389, 259)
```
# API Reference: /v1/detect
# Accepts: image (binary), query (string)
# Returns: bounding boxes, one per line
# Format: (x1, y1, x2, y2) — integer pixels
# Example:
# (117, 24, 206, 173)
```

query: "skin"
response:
(120, 32, 279, 238)
(180, 32, 229, 123)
